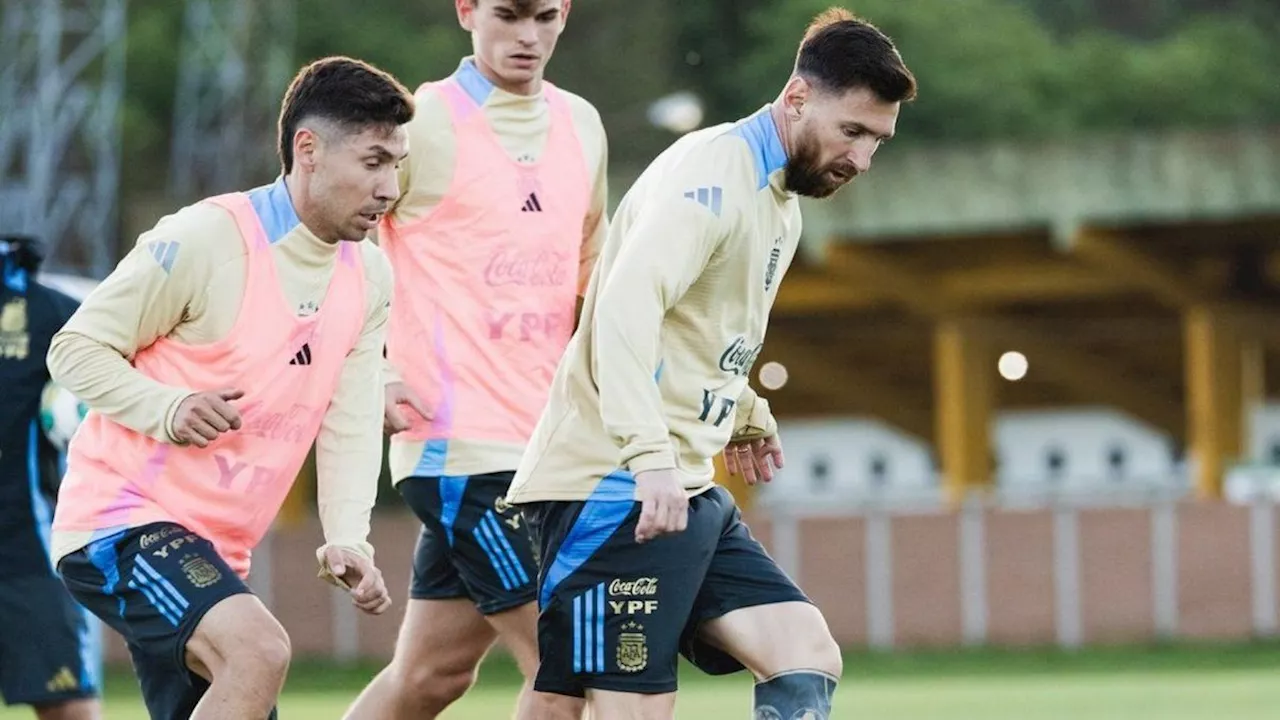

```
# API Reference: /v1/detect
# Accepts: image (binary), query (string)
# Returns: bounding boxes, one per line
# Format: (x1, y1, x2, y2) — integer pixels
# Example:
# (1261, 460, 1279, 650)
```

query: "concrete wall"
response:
(98, 500, 1280, 663)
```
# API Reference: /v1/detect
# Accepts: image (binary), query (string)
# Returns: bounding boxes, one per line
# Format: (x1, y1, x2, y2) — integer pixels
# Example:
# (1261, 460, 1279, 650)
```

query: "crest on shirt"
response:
(764, 236, 783, 292)
(0, 297, 28, 359)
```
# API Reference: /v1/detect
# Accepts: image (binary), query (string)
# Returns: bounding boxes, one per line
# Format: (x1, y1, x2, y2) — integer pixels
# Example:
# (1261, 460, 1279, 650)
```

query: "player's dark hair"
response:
(277, 56, 415, 174)
(470, 0, 542, 16)
(795, 8, 917, 104)
(0, 235, 45, 273)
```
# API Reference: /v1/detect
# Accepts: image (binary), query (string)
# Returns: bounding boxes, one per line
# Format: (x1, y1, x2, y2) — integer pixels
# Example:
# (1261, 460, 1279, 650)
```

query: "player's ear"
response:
(782, 76, 810, 121)
(456, 0, 476, 30)
(293, 127, 320, 172)
(560, 0, 572, 23)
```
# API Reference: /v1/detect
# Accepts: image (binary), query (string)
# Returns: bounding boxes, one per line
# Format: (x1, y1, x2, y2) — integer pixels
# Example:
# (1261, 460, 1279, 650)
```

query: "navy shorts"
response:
(524, 481, 810, 697)
(399, 472, 537, 615)
(0, 572, 100, 707)
(58, 522, 267, 720)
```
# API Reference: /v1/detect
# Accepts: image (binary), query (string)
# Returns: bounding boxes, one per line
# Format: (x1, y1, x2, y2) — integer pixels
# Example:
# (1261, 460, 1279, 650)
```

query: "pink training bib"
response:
(381, 76, 591, 474)
(52, 191, 366, 578)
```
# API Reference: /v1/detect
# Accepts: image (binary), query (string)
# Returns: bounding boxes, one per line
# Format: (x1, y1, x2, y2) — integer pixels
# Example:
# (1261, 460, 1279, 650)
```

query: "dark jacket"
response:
(0, 237, 80, 577)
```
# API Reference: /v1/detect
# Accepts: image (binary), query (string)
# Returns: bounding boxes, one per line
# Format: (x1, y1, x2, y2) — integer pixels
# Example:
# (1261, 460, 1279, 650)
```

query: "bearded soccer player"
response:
(506, 9, 917, 720)
(46, 57, 411, 720)
(344, 1, 607, 718)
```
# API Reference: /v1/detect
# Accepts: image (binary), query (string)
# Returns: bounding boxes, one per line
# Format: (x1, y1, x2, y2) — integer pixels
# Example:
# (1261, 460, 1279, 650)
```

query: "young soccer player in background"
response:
(345, 1, 607, 718)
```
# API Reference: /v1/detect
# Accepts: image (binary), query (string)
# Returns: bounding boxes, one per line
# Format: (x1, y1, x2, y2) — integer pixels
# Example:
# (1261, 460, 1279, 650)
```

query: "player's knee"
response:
(190, 595, 291, 683)
(763, 622, 843, 680)
(806, 627, 843, 678)
(781, 611, 842, 679)
(394, 661, 476, 710)
(242, 627, 292, 682)
(34, 699, 101, 720)
(217, 614, 291, 684)
(521, 691, 585, 720)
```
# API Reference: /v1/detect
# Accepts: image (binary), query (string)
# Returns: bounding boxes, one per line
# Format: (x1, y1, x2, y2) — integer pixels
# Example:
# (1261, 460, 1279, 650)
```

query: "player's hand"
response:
(384, 381, 432, 435)
(320, 546, 392, 616)
(633, 468, 688, 543)
(724, 435, 785, 486)
(173, 389, 244, 448)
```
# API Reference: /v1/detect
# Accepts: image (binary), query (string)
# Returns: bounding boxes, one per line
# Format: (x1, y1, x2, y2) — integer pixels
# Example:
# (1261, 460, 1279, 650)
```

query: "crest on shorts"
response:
(616, 621, 648, 673)
(181, 554, 222, 589)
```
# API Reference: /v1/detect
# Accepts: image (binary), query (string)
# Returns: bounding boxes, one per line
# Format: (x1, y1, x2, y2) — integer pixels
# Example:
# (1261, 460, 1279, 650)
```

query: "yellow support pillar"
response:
(933, 319, 994, 506)
(717, 451, 756, 511)
(278, 444, 317, 528)
(1184, 307, 1255, 499)
(1242, 339, 1266, 452)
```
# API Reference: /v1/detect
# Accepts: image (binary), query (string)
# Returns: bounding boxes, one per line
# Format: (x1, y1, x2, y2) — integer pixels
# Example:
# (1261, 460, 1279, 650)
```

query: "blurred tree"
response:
(546, 0, 682, 174)
(111, 0, 1280, 221)
(730, 0, 1280, 142)
(296, 0, 467, 88)
(1026, 0, 1280, 38)
(735, 0, 1073, 141)
(1068, 16, 1280, 129)
(120, 3, 183, 197)
(669, 0, 772, 125)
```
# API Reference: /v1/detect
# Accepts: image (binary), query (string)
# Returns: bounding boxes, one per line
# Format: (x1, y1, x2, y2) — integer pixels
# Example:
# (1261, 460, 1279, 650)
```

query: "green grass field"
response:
(6, 642, 1280, 719)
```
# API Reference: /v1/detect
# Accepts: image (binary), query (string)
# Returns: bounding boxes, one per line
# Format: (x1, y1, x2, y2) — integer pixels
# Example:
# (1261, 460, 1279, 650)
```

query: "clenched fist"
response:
(172, 389, 243, 448)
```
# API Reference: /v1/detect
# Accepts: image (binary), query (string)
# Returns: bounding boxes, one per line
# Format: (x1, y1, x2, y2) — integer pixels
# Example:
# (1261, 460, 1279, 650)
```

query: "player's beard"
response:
(783, 131, 854, 199)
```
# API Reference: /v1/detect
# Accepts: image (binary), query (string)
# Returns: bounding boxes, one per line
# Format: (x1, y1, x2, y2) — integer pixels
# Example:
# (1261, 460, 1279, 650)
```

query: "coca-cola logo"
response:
(609, 577, 659, 597)
(139, 526, 182, 549)
(483, 248, 570, 287)
(238, 403, 322, 444)
(719, 335, 763, 377)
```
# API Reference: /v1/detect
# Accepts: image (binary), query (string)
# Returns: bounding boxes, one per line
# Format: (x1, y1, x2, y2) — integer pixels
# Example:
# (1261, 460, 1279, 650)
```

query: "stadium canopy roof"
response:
(753, 126, 1280, 502)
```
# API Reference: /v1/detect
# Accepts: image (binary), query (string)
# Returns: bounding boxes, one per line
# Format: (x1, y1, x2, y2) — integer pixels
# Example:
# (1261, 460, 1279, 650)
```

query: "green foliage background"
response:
(119, 0, 1280, 206)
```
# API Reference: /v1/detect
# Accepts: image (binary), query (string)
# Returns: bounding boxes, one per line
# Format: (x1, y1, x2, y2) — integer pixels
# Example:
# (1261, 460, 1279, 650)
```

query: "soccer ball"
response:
(39, 381, 88, 452)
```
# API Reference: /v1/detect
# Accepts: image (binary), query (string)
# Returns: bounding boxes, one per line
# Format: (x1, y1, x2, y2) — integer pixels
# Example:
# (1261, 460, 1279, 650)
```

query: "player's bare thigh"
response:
(394, 597, 497, 675)
(488, 602, 588, 719)
(184, 594, 291, 682)
(483, 601, 540, 674)
(517, 689, 668, 720)
(583, 689, 676, 720)
(696, 601, 843, 680)
(517, 691, 588, 720)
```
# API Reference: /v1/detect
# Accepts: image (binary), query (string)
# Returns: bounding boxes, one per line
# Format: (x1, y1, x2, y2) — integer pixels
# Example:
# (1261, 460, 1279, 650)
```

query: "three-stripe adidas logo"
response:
(572, 582, 608, 674)
(475, 510, 531, 591)
(148, 241, 179, 274)
(683, 186, 724, 217)
(521, 192, 544, 212)
(289, 343, 313, 366)
(45, 666, 78, 693)
(126, 555, 189, 628)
